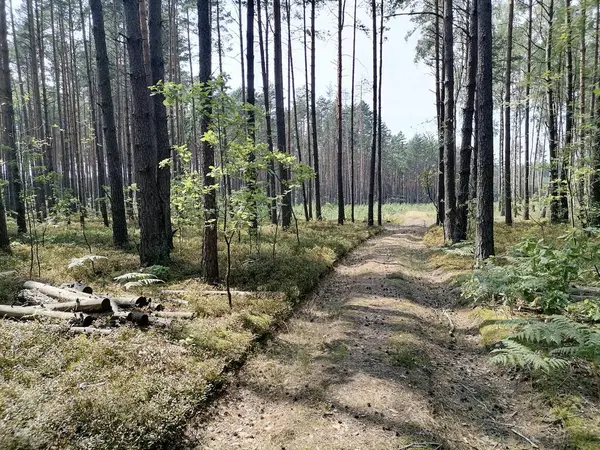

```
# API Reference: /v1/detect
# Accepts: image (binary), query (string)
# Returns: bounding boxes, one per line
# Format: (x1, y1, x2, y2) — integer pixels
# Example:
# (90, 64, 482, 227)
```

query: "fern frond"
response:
(124, 278, 165, 289)
(114, 272, 158, 282)
(491, 339, 569, 372)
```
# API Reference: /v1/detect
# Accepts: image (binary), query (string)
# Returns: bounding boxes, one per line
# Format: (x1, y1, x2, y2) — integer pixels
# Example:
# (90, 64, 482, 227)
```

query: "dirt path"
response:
(186, 221, 562, 449)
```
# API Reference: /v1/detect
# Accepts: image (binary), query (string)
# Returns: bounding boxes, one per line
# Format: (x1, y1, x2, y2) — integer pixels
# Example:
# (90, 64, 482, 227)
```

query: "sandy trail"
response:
(186, 220, 560, 449)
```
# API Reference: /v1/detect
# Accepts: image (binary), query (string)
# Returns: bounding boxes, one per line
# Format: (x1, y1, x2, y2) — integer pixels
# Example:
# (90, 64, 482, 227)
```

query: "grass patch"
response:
(551, 395, 600, 449)
(0, 215, 380, 449)
(471, 307, 516, 347)
(388, 333, 429, 369)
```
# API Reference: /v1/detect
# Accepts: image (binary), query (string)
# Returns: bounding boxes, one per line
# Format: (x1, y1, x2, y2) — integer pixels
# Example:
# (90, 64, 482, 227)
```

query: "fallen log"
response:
(128, 311, 149, 326)
(570, 286, 600, 297)
(60, 282, 93, 294)
(23, 281, 108, 304)
(110, 296, 148, 308)
(153, 311, 194, 319)
(0, 305, 93, 326)
(69, 326, 112, 335)
(44, 297, 111, 312)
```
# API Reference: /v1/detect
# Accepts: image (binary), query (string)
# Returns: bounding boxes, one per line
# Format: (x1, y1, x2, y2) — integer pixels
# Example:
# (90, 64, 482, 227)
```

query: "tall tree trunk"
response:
(247, 0, 259, 229)
(561, 0, 574, 223)
(79, 0, 109, 227)
(443, 0, 456, 240)
(257, 0, 277, 224)
(547, 0, 561, 223)
(503, 0, 514, 225)
(524, 0, 533, 220)
(367, 0, 377, 226)
(311, 0, 322, 220)
(149, 0, 173, 247)
(475, 0, 494, 261)
(90, 0, 128, 247)
(577, 0, 586, 207)
(123, 0, 169, 265)
(26, 0, 46, 218)
(274, 0, 291, 228)
(349, 0, 357, 223)
(336, 0, 345, 225)
(436, 0, 445, 225)
(0, 0, 25, 233)
(377, 0, 383, 225)
(456, 0, 477, 241)
(198, 0, 219, 282)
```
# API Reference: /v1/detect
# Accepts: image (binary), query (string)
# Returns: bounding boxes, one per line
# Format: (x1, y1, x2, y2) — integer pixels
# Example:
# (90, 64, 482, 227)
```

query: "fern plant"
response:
(114, 272, 165, 290)
(490, 316, 600, 373)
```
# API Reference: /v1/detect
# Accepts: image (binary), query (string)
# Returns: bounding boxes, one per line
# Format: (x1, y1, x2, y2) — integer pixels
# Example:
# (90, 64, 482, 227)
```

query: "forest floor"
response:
(185, 212, 588, 450)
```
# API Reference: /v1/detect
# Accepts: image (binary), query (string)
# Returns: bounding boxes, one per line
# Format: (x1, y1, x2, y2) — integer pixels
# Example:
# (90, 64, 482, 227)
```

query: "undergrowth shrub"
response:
(489, 316, 600, 373)
(463, 228, 600, 313)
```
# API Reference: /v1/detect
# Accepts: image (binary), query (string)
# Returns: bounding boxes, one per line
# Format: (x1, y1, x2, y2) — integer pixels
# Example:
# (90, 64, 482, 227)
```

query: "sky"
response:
(216, 4, 437, 138)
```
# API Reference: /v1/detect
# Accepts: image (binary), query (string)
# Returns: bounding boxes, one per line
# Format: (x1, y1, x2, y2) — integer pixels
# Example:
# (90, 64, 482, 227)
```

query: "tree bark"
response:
(198, 0, 219, 282)
(503, 0, 514, 225)
(443, 0, 457, 241)
(336, 0, 345, 225)
(149, 0, 173, 247)
(90, 0, 128, 247)
(311, 0, 322, 220)
(456, 0, 477, 241)
(124, 0, 169, 265)
(274, 0, 291, 228)
(0, 0, 25, 234)
(475, 0, 494, 261)
(367, 0, 377, 226)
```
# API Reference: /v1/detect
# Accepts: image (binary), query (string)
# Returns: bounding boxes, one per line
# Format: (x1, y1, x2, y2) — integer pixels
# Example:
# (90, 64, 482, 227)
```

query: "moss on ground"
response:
(0, 217, 379, 449)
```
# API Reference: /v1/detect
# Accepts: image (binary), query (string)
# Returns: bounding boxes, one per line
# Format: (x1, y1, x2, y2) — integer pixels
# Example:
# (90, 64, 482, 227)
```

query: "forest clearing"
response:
(1, 0, 600, 445)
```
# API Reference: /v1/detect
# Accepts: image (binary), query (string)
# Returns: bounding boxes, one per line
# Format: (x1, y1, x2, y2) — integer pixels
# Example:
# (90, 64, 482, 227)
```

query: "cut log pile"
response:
(0, 281, 195, 335)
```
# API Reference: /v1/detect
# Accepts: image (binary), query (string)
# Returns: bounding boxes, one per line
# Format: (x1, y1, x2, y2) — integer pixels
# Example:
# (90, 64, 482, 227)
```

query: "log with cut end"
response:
(128, 311, 149, 326)
(44, 297, 111, 312)
(110, 296, 148, 308)
(0, 305, 93, 326)
(153, 311, 195, 319)
(24, 281, 109, 304)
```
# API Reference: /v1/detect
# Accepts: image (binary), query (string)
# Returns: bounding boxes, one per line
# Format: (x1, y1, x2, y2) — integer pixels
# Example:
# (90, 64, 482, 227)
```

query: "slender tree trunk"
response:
(79, 0, 109, 226)
(561, 0, 574, 223)
(547, 0, 561, 223)
(336, 0, 345, 225)
(367, 0, 377, 226)
(274, 0, 291, 228)
(247, 0, 259, 229)
(436, 0, 445, 225)
(311, 0, 322, 220)
(524, 0, 533, 220)
(503, 0, 514, 225)
(475, 0, 494, 261)
(257, 0, 277, 224)
(443, 0, 456, 240)
(349, 0, 357, 223)
(377, 0, 383, 226)
(123, 0, 169, 265)
(456, 0, 477, 241)
(198, 0, 219, 282)
(149, 0, 173, 247)
(90, 0, 128, 247)
(0, 0, 25, 233)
